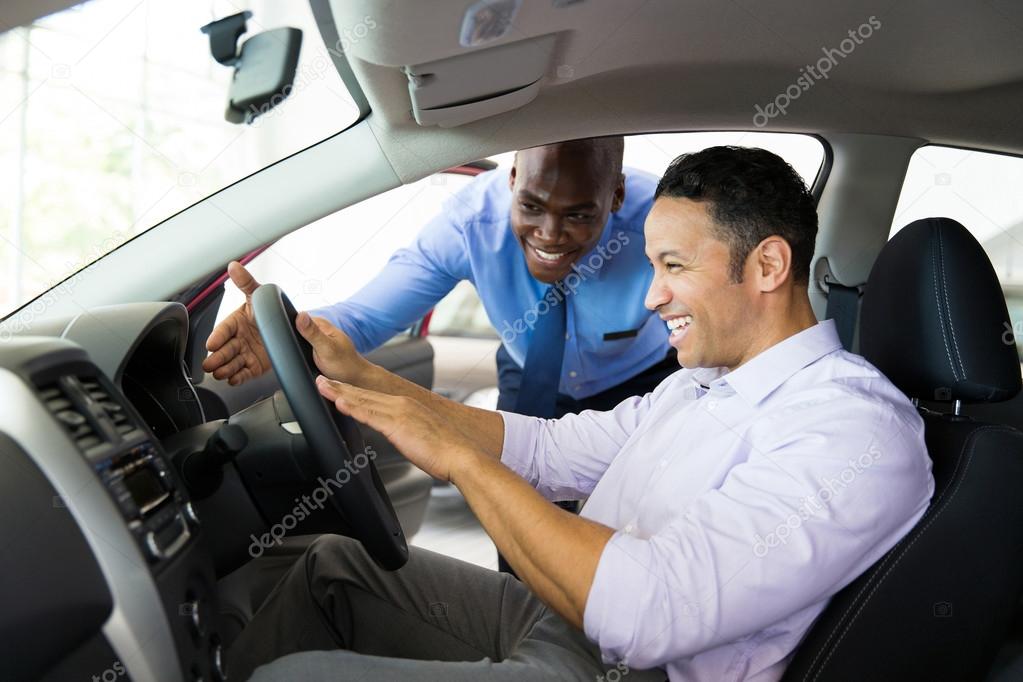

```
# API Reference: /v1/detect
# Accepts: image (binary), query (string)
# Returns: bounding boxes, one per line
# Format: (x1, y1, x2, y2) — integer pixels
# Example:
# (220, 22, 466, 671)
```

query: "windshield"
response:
(0, 0, 361, 319)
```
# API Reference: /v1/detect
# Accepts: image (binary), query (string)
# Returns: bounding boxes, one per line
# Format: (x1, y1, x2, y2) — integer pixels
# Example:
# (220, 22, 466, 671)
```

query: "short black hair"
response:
(654, 146, 818, 283)
(519, 136, 625, 183)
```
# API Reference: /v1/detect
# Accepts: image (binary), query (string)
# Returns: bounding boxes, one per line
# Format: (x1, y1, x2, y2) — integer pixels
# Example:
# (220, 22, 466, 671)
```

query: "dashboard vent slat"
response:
(37, 375, 140, 452)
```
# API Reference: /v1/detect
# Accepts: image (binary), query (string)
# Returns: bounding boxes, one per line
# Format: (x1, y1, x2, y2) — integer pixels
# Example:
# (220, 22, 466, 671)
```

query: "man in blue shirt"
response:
(205, 137, 673, 419)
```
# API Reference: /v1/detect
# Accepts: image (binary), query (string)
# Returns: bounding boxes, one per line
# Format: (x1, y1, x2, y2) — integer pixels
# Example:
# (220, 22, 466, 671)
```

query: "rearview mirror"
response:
(201, 12, 302, 125)
(226, 28, 303, 124)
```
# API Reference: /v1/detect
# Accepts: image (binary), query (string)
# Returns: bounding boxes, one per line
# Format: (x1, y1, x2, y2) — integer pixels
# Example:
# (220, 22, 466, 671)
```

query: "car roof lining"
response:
(328, 0, 1023, 182)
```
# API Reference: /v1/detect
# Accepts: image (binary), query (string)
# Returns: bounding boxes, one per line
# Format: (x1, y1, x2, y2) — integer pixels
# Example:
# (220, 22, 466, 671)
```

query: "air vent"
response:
(78, 378, 136, 437)
(37, 375, 140, 453)
(38, 382, 105, 452)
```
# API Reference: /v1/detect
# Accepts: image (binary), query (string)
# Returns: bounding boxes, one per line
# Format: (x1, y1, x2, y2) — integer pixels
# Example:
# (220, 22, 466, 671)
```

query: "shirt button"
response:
(623, 524, 635, 534)
(568, 371, 578, 378)
(707, 399, 718, 410)
(565, 333, 570, 340)
(658, 458, 668, 468)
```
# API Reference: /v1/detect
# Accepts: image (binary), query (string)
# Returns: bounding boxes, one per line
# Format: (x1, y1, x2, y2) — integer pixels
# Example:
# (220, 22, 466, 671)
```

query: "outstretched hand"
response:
(204, 261, 371, 386)
(203, 261, 271, 386)
(315, 376, 480, 482)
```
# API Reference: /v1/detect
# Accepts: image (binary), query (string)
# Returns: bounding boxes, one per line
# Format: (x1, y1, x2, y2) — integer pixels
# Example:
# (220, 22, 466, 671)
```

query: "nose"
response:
(644, 274, 670, 311)
(533, 215, 565, 244)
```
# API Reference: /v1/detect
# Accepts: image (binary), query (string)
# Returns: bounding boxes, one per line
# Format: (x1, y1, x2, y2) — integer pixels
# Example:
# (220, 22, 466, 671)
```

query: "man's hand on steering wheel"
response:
(315, 377, 481, 483)
(294, 311, 372, 384)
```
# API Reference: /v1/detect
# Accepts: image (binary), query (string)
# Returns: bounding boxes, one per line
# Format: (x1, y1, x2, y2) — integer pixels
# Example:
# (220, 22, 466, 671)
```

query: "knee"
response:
(307, 533, 361, 561)
(304, 534, 368, 580)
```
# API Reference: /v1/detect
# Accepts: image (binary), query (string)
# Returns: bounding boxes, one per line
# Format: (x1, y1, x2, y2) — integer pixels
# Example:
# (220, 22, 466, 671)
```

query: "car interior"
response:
(3, 0, 1023, 680)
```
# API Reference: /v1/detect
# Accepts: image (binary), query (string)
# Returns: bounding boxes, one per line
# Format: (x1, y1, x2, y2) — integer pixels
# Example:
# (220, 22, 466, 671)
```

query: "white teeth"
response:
(666, 315, 693, 333)
(534, 247, 566, 262)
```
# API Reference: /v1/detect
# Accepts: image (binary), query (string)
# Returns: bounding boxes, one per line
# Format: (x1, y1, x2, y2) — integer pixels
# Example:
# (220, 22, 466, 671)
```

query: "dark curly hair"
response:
(654, 146, 818, 283)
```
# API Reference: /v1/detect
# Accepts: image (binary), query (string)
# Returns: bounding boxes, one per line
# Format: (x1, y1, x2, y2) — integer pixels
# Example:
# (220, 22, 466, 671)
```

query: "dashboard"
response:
(26, 302, 209, 439)
(0, 303, 225, 681)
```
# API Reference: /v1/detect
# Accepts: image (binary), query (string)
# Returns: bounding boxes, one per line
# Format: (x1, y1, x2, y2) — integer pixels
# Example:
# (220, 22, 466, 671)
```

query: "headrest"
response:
(860, 217, 1021, 404)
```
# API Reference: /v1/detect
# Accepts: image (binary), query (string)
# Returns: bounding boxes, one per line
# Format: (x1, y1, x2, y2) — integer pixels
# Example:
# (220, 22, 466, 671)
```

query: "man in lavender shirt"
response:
(227, 147, 934, 681)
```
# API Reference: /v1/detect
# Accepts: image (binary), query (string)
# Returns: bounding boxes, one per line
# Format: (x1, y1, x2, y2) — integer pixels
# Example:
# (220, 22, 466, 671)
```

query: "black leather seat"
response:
(782, 218, 1023, 681)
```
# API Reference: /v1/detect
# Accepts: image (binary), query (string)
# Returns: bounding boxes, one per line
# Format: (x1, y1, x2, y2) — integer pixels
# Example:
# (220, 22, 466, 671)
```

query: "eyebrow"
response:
(654, 249, 688, 260)
(518, 190, 599, 212)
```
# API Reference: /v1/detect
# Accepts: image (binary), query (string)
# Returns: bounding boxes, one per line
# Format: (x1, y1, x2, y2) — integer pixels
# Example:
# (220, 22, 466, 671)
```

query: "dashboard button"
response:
(183, 502, 200, 527)
(183, 598, 204, 638)
(211, 640, 227, 681)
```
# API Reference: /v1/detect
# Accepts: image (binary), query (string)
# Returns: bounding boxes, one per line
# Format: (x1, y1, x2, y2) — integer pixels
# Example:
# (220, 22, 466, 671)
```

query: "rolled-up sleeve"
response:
(583, 397, 934, 669)
(499, 381, 668, 500)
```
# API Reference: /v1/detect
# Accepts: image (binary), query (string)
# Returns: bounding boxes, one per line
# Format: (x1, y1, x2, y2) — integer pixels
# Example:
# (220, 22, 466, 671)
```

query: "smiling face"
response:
(644, 196, 762, 370)
(509, 143, 625, 283)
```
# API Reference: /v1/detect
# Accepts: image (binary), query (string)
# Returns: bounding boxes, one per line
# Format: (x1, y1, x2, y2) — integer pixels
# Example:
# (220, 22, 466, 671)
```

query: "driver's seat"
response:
(782, 218, 1023, 681)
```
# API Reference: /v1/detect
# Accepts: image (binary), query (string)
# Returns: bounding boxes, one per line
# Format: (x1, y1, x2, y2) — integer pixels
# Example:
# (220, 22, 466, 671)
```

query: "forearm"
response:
(357, 362, 506, 460)
(452, 452, 614, 628)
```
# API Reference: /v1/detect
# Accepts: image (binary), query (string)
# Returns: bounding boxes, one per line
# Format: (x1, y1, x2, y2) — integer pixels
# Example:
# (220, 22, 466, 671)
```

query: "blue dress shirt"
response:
(311, 167, 667, 399)
(500, 320, 934, 680)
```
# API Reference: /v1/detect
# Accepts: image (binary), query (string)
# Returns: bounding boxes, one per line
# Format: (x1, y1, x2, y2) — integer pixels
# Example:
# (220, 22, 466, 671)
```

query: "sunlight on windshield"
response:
(0, 0, 359, 319)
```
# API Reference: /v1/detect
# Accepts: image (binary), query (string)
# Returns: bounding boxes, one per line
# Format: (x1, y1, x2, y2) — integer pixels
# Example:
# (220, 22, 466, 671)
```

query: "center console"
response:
(0, 338, 228, 682)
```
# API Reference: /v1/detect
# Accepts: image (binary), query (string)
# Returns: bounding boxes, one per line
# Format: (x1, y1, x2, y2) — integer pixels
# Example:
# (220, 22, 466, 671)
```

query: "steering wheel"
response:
(250, 283, 408, 570)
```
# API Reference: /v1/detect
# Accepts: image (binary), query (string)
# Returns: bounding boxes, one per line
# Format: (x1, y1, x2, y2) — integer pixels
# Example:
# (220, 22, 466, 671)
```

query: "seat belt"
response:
(825, 281, 861, 351)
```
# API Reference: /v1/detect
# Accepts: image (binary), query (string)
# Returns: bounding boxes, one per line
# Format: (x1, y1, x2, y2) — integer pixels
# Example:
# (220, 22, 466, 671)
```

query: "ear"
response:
(752, 236, 793, 292)
(610, 173, 626, 213)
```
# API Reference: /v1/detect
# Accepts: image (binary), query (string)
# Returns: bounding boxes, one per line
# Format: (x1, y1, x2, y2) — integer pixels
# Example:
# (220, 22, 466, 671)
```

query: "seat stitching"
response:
(805, 426, 1006, 681)
(937, 229, 966, 379)
(931, 233, 959, 382)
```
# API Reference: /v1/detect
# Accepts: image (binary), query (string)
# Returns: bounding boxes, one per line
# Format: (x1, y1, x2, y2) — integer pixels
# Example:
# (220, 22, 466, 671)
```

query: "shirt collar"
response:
(713, 319, 843, 406)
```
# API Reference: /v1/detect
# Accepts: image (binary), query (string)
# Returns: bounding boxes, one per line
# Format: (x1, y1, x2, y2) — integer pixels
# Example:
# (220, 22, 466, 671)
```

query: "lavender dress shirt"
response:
(499, 319, 934, 681)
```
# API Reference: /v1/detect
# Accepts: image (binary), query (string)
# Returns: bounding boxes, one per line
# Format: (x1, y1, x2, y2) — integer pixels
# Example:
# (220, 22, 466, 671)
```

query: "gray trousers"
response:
(226, 534, 666, 681)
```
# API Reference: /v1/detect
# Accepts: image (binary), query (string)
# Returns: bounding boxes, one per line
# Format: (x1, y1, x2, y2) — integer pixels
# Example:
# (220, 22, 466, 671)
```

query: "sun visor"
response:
(405, 33, 556, 128)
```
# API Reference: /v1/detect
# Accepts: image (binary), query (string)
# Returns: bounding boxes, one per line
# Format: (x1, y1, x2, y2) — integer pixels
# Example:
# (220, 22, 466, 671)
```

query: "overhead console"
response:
(404, 33, 556, 127)
(0, 337, 224, 682)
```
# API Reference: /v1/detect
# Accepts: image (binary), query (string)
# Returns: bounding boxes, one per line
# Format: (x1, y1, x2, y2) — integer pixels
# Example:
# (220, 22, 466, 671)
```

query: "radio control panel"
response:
(94, 440, 196, 565)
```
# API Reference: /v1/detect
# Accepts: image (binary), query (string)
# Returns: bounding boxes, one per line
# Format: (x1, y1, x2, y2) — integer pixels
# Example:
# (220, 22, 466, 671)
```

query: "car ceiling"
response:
(325, 0, 1023, 181)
